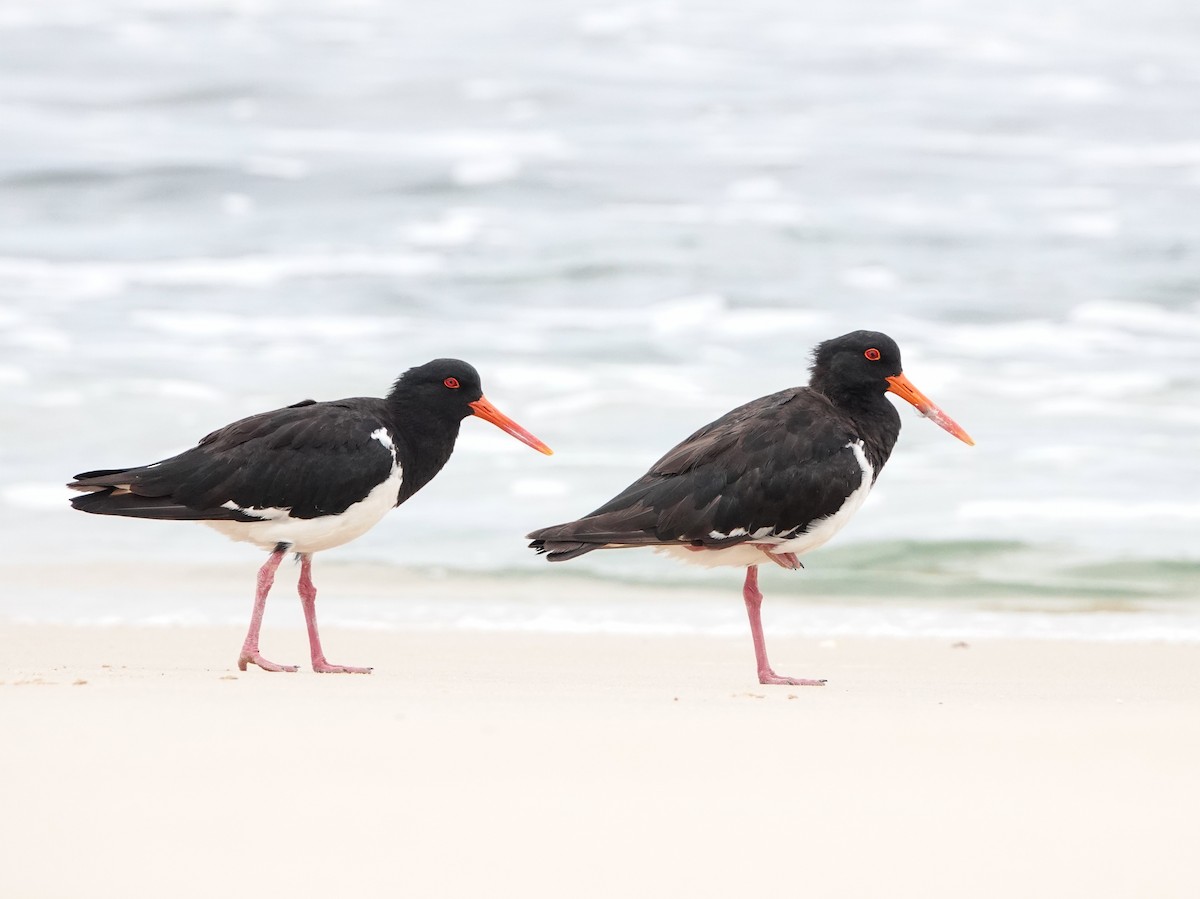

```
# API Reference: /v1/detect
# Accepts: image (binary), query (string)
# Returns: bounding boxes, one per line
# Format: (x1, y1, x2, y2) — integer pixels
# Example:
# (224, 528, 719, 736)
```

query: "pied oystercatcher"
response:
(528, 331, 973, 685)
(69, 359, 552, 673)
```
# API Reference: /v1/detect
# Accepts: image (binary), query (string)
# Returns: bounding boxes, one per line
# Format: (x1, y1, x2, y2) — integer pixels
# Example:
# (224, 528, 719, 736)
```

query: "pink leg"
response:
(238, 548, 299, 673)
(742, 565, 825, 686)
(298, 554, 372, 674)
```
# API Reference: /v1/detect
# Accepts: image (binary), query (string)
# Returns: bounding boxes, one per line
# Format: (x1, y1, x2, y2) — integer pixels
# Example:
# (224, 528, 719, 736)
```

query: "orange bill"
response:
(885, 373, 975, 446)
(470, 396, 554, 455)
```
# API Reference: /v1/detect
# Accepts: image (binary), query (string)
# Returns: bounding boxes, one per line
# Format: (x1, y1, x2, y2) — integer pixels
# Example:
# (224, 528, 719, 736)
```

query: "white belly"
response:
(654, 542, 777, 569)
(204, 465, 403, 554)
(656, 439, 875, 570)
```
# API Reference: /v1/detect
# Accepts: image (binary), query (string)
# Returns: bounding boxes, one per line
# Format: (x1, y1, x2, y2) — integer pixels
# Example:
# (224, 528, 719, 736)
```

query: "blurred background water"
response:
(1, 0, 1198, 630)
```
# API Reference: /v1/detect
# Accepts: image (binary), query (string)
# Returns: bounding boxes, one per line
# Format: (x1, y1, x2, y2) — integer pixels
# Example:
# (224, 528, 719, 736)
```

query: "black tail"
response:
(71, 467, 138, 484)
(68, 467, 259, 522)
(527, 537, 603, 562)
(68, 466, 150, 494)
(528, 514, 752, 562)
(526, 519, 671, 562)
(69, 488, 256, 521)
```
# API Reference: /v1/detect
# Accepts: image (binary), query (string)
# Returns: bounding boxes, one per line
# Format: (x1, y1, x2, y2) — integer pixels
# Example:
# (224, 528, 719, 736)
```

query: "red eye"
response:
(864, 348, 881, 361)
(444, 377, 460, 389)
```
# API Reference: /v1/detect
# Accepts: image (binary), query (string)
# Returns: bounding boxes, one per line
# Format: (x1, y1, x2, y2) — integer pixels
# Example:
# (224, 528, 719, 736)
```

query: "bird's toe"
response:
(312, 661, 373, 674)
(759, 672, 826, 686)
(239, 652, 300, 673)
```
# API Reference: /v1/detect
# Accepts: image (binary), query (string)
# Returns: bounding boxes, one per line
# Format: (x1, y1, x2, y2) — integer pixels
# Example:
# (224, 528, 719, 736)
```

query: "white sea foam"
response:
(451, 157, 521, 186)
(509, 478, 569, 498)
(982, 369, 1169, 402)
(957, 500, 1200, 525)
(16, 591, 1200, 644)
(648, 293, 727, 334)
(2, 483, 70, 510)
(908, 131, 1058, 157)
(1031, 187, 1114, 209)
(1024, 75, 1115, 104)
(1070, 141, 1200, 168)
(242, 155, 310, 179)
(577, 6, 672, 38)
(28, 389, 85, 408)
(130, 310, 414, 339)
(719, 308, 830, 338)
(1070, 301, 1200, 337)
(220, 193, 254, 217)
(1047, 212, 1120, 238)
(124, 379, 224, 402)
(0, 365, 30, 386)
(725, 177, 784, 201)
(264, 128, 570, 160)
(461, 79, 524, 102)
(403, 209, 485, 247)
(6, 326, 71, 352)
(841, 265, 900, 291)
(0, 253, 444, 293)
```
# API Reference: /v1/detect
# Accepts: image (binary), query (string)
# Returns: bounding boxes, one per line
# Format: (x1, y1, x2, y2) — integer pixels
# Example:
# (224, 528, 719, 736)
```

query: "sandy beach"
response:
(3, 621, 1198, 899)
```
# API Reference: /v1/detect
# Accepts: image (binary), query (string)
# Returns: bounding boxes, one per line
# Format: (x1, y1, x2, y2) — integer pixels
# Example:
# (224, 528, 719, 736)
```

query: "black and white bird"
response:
(528, 331, 973, 685)
(69, 359, 552, 674)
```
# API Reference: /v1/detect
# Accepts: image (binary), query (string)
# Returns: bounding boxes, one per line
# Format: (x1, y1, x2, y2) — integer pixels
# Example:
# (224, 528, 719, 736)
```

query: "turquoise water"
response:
(1, 0, 1197, 632)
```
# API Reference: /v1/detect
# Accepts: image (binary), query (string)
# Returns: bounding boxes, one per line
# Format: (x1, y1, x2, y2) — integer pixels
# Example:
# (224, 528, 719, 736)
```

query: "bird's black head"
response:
(809, 331, 974, 445)
(809, 330, 903, 400)
(393, 358, 485, 418)
(390, 358, 553, 454)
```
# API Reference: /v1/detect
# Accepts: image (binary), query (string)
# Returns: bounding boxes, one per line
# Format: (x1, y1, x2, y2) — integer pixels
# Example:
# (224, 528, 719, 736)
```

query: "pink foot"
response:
(752, 546, 802, 570)
(312, 659, 373, 674)
(238, 652, 300, 673)
(759, 669, 826, 686)
(773, 552, 801, 570)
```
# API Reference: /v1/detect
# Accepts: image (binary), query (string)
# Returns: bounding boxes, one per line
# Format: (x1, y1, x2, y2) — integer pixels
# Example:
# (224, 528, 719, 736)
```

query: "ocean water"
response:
(1, 0, 1198, 636)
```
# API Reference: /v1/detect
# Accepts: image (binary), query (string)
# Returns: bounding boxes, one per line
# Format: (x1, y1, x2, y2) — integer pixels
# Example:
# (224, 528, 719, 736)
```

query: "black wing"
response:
(528, 389, 867, 559)
(68, 398, 396, 521)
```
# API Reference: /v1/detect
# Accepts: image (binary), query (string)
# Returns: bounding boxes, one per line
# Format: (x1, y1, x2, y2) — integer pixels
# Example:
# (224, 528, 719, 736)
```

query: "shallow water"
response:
(1, 0, 1198, 628)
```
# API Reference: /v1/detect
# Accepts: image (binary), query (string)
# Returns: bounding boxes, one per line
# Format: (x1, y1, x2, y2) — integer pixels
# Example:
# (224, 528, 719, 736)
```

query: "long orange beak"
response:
(885, 373, 975, 446)
(469, 396, 554, 455)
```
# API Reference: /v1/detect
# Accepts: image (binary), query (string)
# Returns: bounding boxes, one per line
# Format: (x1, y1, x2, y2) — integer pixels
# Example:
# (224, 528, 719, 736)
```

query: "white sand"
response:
(2, 622, 1198, 898)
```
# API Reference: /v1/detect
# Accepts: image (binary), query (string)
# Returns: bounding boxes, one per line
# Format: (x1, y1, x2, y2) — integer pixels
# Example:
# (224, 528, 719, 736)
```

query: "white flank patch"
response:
(709, 527, 748, 539)
(654, 543, 776, 569)
(772, 440, 874, 556)
(658, 440, 875, 570)
(206, 441, 403, 553)
(370, 427, 394, 451)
